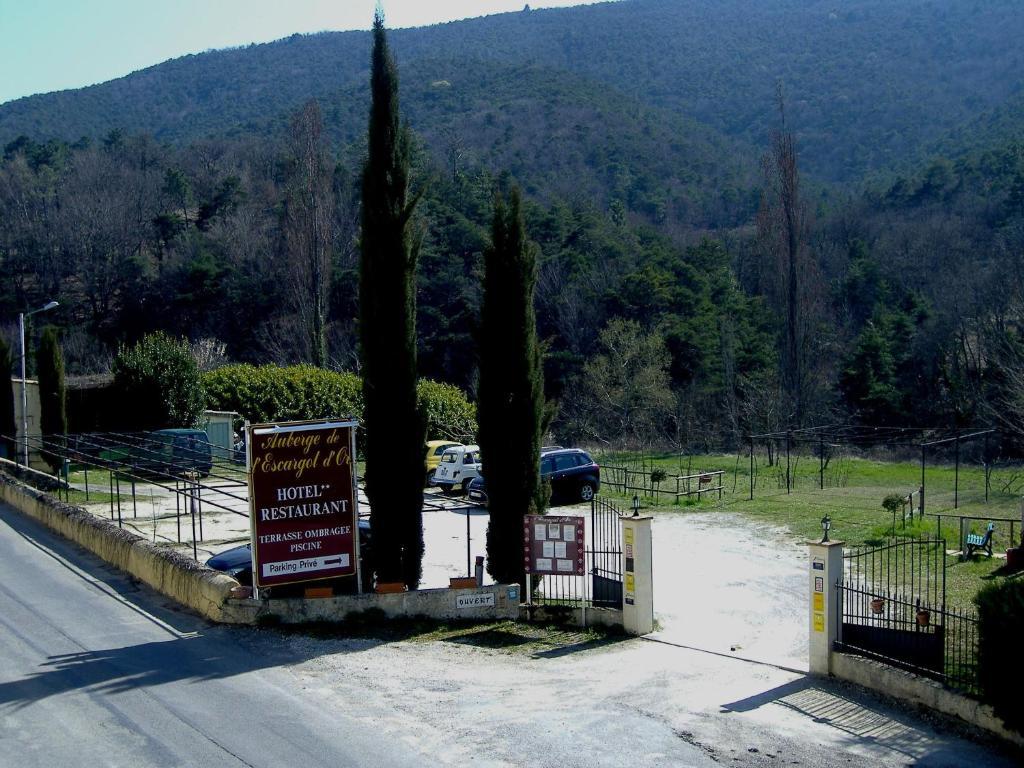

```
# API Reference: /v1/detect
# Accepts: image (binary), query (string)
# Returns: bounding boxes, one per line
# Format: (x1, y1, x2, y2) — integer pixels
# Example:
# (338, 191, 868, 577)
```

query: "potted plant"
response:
(882, 493, 905, 535)
(870, 597, 885, 614)
(916, 608, 931, 627)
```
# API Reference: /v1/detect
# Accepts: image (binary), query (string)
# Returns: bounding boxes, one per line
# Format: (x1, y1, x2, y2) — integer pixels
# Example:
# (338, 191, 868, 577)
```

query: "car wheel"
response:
(425, 470, 434, 487)
(579, 481, 595, 502)
(461, 479, 474, 494)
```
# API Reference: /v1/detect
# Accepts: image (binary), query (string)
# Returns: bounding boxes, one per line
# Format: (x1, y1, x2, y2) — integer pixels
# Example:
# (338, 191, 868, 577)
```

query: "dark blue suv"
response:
(467, 448, 600, 506)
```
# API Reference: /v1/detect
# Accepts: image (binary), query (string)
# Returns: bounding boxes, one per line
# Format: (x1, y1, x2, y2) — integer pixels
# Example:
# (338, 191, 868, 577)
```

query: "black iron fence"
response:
(532, 496, 624, 609)
(835, 581, 980, 696)
(837, 536, 981, 696)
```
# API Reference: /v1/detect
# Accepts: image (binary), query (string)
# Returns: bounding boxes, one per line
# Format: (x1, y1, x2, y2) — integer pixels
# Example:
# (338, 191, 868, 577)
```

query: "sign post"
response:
(523, 515, 586, 624)
(247, 420, 360, 592)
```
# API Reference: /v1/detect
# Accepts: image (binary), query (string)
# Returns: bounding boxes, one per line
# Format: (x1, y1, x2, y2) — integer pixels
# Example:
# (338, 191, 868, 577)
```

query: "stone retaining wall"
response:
(0, 473, 240, 622)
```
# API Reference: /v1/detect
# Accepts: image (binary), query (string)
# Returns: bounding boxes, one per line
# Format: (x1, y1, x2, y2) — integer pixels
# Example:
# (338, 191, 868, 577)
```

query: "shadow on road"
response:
(720, 676, 1001, 764)
(0, 510, 391, 711)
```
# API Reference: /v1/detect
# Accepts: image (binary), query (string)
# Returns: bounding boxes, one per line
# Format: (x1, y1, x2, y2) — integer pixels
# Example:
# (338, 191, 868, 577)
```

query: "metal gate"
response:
(526, 496, 624, 609)
(590, 497, 623, 608)
(836, 537, 947, 678)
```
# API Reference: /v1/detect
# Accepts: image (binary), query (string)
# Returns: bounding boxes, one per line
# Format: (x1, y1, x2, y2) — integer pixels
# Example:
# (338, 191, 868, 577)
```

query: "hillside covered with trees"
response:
(3, 0, 1024, 450)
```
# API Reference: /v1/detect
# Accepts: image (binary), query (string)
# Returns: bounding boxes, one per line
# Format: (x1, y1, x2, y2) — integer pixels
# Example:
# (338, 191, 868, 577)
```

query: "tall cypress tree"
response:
(359, 11, 425, 589)
(479, 188, 547, 587)
(0, 337, 15, 461)
(37, 326, 66, 471)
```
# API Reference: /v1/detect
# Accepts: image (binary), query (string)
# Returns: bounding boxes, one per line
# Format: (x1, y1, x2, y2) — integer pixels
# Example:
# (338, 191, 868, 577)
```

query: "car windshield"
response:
(441, 452, 458, 463)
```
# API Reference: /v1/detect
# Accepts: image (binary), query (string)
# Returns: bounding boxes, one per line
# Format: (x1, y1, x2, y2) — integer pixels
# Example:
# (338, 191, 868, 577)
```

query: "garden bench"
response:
(965, 523, 994, 558)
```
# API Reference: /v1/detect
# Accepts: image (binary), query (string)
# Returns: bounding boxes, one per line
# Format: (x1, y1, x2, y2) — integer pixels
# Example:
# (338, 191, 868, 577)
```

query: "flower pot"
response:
(375, 581, 407, 594)
(916, 609, 931, 627)
(870, 597, 885, 615)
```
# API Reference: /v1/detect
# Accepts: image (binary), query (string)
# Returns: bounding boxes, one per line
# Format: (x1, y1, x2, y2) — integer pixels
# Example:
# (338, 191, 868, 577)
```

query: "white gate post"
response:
(807, 538, 844, 675)
(621, 514, 654, 635)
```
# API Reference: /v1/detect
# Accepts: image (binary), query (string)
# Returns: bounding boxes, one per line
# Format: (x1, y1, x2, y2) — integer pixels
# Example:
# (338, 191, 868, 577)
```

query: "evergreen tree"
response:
(479, 188, 547, 587)
(36, 327, 67, 471)
(0, 338, 15, 460)
(359, 12, 426, 589)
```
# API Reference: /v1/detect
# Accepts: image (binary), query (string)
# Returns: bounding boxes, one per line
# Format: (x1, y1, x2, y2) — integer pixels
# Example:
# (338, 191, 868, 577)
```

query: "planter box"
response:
(449, 577, 478, 589)
(304, 587, 333, 599)
(375, 581, 407, 594)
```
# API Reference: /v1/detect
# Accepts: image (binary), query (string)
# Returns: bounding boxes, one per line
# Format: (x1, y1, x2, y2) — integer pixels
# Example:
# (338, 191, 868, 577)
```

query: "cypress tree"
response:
(37, 326, 66, 471)
(359, 11, 426, 589)
(479, 188, 547, 587)
(0, 337, 15, 460)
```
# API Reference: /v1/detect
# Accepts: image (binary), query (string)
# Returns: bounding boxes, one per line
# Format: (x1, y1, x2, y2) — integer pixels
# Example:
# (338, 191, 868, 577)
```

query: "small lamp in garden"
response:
(632, 495, 640, 517)
(821, 514, 831, 543)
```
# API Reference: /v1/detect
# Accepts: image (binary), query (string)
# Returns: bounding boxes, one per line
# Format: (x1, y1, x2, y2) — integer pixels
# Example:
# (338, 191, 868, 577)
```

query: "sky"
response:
(0, 0, 613, 105)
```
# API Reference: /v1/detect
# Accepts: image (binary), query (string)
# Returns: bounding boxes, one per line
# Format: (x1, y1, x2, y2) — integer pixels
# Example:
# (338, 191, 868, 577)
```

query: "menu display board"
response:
(523, 515, 585, 576)
(248, 420, 359, 588)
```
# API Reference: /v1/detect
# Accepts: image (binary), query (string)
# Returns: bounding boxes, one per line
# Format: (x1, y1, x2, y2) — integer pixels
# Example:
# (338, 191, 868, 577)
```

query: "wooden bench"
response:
(965, 523, 995, 558)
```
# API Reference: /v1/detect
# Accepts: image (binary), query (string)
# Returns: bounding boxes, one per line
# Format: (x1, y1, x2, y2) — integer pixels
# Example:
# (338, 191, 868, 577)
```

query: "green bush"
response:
(112, 332, 205, 430)
(202, 364, 362, 424)
(202, 365, 477, 439)
(417, 379, 477, 442)
(974, 580, 1024, 733)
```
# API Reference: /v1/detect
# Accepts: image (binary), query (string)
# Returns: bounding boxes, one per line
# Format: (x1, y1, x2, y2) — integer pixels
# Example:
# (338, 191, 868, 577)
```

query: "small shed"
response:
(202, 410, 239, 461)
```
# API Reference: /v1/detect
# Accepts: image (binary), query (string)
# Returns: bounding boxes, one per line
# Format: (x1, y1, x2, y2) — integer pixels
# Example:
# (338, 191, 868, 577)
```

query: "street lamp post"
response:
(18, 301, 59, 466)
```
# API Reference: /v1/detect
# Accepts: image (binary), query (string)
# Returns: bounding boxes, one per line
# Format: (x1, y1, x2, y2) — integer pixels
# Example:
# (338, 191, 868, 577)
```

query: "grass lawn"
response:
(593, 449, 1024, 609)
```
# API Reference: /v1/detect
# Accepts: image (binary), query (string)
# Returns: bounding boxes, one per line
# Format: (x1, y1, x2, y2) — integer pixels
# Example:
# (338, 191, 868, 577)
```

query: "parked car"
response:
(424, 439, 463, 486)
(542, 448, 600, 502)
(466, 448, 600, 506)
(432, 444, 482, 494)
(130, 428, 213, 478)
(206, 517, 372, 595)
(466, 474, 488, 505)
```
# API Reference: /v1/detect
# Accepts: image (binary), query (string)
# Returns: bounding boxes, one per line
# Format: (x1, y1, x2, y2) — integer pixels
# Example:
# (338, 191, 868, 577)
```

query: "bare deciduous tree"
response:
(283, 100, 333, 367)
(756, 85, 825, 427)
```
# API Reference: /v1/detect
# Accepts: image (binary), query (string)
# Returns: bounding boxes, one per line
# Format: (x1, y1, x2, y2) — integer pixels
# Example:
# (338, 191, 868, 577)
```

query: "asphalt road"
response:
(0, 505, 429, 768)
(1, 501, 1019, 768)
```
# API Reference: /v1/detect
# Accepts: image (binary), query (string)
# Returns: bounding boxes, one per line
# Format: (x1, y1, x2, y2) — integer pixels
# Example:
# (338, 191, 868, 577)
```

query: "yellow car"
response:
(425, 440, 463, 486)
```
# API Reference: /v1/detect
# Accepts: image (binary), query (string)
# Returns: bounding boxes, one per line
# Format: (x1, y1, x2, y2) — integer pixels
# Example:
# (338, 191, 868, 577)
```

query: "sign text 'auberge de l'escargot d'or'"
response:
(247, 421, 359, 588)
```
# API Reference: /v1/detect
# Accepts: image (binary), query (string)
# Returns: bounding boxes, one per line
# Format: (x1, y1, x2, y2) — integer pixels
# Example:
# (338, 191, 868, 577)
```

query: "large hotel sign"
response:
(248, 420, 359, 589)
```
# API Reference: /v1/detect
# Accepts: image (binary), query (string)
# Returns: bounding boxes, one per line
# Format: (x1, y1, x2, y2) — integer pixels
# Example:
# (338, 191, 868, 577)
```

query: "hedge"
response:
(974, 578, 1024, 733)
(202, 364, 476, 441)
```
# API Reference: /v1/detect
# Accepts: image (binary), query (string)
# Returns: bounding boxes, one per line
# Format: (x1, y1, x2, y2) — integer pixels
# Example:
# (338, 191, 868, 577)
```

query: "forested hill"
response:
(3, 0, 1024, 183)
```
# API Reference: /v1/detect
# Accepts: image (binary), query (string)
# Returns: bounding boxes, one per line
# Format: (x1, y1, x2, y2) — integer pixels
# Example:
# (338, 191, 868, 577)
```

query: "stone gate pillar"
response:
(621, 514, 654, 635)
(807, 539, 844, 675)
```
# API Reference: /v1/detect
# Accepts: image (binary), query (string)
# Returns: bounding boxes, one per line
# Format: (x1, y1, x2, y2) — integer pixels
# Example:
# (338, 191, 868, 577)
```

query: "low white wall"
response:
(224, 583, 521, 625)
(520, 604, 624, 630)
(830, 651, 1024, 749)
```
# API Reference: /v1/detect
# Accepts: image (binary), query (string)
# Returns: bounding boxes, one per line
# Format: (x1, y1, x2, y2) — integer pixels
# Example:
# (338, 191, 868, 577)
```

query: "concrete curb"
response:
(830, 651, 1024, 749)
(0, 473, 242, 623)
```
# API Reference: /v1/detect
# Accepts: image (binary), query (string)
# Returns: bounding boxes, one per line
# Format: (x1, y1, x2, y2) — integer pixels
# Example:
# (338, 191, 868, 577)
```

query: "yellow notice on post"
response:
(813, 612, 825, 633)
(625, 527, 634, 546)
(813, 593, 824, 611)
